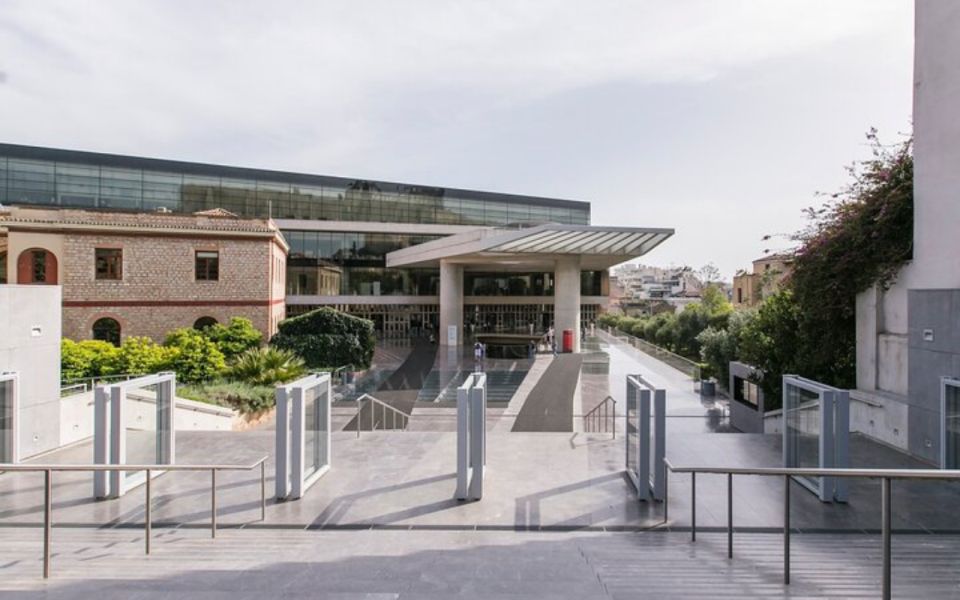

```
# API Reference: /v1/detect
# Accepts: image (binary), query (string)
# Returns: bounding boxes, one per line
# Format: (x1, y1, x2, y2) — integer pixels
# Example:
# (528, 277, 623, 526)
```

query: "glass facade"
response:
(0, 148, 590, 226)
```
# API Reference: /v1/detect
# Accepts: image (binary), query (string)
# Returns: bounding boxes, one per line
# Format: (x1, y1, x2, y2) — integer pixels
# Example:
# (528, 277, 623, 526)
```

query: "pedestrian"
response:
(547, 325, 555, 345)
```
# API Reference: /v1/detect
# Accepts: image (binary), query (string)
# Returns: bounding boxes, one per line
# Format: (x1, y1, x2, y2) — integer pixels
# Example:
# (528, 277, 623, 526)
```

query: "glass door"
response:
(942, 378, 960, 468)
(0, 374, 15, 463)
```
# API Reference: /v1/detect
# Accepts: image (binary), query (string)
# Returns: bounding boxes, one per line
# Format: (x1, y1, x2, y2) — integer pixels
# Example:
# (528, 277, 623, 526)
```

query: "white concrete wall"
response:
(59, 390, 238, 448)
(0, 285, 62, 459)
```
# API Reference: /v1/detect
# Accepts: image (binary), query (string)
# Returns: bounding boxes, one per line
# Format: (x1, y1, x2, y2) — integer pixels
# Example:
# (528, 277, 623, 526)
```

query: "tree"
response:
(270, 307, 375, 369)
(697, 263, 722, 285)
(738, 290, 802, 408)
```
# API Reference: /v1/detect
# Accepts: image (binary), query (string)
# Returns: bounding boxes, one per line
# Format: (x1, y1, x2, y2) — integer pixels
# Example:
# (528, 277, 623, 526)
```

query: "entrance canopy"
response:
(385, 224, 673, 270)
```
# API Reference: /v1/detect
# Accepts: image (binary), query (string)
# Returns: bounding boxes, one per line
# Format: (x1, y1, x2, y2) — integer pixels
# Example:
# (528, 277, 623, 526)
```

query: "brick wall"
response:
(60, 232, 279, 342)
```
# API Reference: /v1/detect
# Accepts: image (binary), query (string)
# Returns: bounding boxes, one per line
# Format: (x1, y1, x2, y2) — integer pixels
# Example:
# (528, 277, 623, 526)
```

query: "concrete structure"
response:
(387, 224, 673, 352)
(0, 284, 61, 458)
(854, 1, 960, 463)
(0, 206, 287, 342)
(728, 361, 765, 434)
(732, 254, 794, 308)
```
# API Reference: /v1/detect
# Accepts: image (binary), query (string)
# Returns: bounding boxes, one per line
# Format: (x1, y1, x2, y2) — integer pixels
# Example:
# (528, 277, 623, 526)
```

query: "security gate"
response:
(941, 377, 960, 468)
(456, 372, 486, 501)
(625, 374, 666, 501)
(0, 372, 18, 464)
(782, 375, 849, 502)
(94, 372, 176, 499)
(276, 373, 331, 500)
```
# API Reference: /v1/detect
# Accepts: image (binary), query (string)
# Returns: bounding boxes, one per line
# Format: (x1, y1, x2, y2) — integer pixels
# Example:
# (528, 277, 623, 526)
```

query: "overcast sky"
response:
(0, 1, 914, 278)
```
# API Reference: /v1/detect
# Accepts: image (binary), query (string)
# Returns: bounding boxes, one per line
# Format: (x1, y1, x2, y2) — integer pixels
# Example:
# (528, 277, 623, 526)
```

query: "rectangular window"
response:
(95, 248, 123, 280)
(195, 250, 219, 281)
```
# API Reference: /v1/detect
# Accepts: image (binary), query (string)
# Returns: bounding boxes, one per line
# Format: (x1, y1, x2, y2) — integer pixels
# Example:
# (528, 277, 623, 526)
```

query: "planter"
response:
(700, 379, 716, 398)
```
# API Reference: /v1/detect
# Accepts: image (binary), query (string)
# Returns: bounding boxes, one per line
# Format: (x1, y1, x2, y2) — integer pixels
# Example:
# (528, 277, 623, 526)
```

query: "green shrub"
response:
(164, 328, 227, 383)
(203, 317, 262, 359)
(178, 381, 275, 414)
(61, 339, 119, 380)
(108, 336, 176, 376)
(270, 307, 375, 369)
(229, 347, 306, 386)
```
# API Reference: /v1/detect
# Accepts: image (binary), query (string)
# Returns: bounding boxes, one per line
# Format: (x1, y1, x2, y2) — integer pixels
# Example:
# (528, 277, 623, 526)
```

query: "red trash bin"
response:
(562, 329, 574, 353)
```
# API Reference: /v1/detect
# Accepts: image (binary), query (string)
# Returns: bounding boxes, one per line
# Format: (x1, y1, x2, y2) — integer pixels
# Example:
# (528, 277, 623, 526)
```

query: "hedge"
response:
(270, 307, 375, 369)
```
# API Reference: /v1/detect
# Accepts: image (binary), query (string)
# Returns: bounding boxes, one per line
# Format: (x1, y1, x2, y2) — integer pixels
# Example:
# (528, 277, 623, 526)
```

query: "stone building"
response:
(731, 254, 794, 308)
(0, 206, 288, 343)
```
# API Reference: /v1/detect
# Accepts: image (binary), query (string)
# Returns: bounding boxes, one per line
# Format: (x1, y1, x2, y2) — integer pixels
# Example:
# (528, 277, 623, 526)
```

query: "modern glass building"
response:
(0, 143, 616, 338)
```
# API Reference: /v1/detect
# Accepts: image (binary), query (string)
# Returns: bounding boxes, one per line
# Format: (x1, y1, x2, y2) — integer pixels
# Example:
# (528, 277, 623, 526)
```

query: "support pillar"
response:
(554, 255, 581, 353)
(439, 259, 464, 346)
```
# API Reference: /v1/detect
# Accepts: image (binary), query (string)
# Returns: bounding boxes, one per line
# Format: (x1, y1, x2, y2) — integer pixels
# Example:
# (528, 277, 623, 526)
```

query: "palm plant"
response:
(229, 347, 306, 386)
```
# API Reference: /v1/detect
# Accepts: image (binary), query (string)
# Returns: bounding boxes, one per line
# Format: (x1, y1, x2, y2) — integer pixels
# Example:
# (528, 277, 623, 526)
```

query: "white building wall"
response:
(0, 285, 62, 459)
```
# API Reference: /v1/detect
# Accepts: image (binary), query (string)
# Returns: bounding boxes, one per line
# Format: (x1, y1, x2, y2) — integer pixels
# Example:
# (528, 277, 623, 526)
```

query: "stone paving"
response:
(3, 334, 960, 595)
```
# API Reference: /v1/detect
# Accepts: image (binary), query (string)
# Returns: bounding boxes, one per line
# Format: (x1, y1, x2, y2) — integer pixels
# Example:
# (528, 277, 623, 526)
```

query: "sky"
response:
(0, 1, 914, 278)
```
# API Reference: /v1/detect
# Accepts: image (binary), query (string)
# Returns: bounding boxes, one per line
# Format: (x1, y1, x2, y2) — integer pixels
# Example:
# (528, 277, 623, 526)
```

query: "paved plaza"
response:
(2, 334, 960, 596)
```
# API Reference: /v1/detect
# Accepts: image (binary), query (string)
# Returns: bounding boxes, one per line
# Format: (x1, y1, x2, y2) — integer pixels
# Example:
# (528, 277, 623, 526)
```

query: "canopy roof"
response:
(386, 224, 673, 271)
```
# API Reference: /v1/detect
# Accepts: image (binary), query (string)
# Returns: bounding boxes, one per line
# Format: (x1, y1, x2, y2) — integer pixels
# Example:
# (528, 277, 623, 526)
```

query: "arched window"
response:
(193, 316, 218, 331)
(0, 251, 7, 284)
(16, 248, 58, 284)
(92, 318, 121, 346)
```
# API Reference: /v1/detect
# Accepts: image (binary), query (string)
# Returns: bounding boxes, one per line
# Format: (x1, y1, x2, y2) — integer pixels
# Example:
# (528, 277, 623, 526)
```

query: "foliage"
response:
(229, 346, 306, 386)
(270, 307, 375, 369)
(788, 130, 913, 389)
(202, 317, 263, 359)
(178, 381, 275, 414)
(163, 328, 227, 384)
(738, 291, 802, 409)
(61, 339, 119, 380)
(108, 336, 177, 376)
(697, 309, 756, 389)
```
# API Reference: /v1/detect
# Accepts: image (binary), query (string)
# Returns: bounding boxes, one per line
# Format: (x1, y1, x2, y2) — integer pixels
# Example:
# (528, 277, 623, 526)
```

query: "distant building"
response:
(612, 263, 705, 313)
(731, 254, 794, 308)
(0, 206, 288, 343)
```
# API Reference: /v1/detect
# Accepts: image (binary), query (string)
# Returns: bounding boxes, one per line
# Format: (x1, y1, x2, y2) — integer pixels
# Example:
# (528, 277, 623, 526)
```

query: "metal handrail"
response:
(354, 393, 411, 437)
(582, 396, 617, 438)
(662, 458, 960, 600)
(59, 372, 144, 395)
(605, 327, 702, 384)
(0, 457, 268, 579)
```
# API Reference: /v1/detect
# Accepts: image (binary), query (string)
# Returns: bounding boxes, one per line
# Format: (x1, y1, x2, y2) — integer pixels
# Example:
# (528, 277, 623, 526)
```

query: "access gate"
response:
(275, 373, 332, 500)
(94, 372, 176, 499)
(625, 374, 666, 501)
(456, 372, 486, 501)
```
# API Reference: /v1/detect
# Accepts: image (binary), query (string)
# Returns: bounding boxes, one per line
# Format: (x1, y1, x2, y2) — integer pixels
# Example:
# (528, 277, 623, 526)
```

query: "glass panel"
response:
(626, 384, 638, 481)
(784, 382, 821, 491)
(99, 167, 143, 210)
(56, 163, 100, 207)
(0, 378, 12, 463)
(125, 382, 160, 480)
(945, 382, 960, 468)
(303, 383, 329, 478)
(142, 171, 182, 211)
(7, 159, 56, 205)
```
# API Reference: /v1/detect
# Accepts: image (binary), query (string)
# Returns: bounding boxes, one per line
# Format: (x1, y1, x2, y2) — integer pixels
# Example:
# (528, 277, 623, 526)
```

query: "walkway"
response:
(3, 528, 959, 598)
(512, 354, 583, 432)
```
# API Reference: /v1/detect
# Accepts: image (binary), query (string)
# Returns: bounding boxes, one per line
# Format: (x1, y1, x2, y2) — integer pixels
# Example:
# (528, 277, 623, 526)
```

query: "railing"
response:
(354, 393, 411, 438)
(59, 373, 144, 397)
(605, 327, 701, 386)
(663, 459, 960, 600)
(582, 396, 617, 438)
(0, 457, 268, 579)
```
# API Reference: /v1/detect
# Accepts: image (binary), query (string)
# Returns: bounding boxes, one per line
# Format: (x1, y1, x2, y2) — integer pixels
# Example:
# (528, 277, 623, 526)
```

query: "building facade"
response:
(0, 143, 634, 343)
(854, 0, 959, 463)
(0, 206, 287, 342)
(731, 254, 793, 308)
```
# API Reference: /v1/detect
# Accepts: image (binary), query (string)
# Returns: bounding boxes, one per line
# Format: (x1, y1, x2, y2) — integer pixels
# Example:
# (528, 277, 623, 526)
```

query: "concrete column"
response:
(439, 259, 464, 346)
(554, 255, 581, 353)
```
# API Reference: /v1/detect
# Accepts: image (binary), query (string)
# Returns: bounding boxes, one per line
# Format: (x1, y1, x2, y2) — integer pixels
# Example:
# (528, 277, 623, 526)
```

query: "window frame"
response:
(195, 250, 220, 281)
(95, 248, 123, 281)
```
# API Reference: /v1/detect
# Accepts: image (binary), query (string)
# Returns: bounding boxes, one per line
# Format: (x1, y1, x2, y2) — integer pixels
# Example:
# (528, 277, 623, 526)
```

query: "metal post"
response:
(691, 471, 696, 542)
(727, 473, 733, 559)
(356, 402, 361, 439)
(211, 469, 217, 539)
(145, 469, 152, 555)
(784, 474, 790, 585)
(882, 477, 891, 600)
(370, 399, 374, 431)
(663, 462, 669, 523)
(260, 461, 266, 521)
(43, 469, 51, 579)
